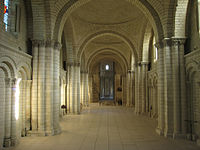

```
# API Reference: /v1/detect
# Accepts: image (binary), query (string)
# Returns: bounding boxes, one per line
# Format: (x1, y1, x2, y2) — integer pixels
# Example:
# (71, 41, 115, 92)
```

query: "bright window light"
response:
(153, 37, 158, 62)
(105, 65, 109, 70)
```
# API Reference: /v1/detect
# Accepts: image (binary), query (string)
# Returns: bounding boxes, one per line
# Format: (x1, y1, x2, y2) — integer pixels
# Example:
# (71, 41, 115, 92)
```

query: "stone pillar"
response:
(141, 62, 148, 113)
(156, 42, 165, 136)
(135, 63, 142, 114)
(11, 78, 21, 146)
(85, 73, 89, 106)
(38, 41, 45, 133)
(134, 67, 138, 113)
(25, 80, 32, 132)
(75, 64, 81, 113)
(172, 38, 187, 138)
(126, 71, 130, 106)
(4, 78, 11, 147)
(89, 75, 93, 103)
(80, 73, 84, 106)
(21, 80, 26, 137)
(132, 72, 135, 107)
(31, 41, 39, 131)
(68, 64, 74, 113)
(0, 77, 5, 149)
(67, 66, 71, 113)
(122, 75, 126, 105)
(68, 63, 81, 114)
(179, 39, 187, 135)
(163, 38, 174, 137)
(45, 41, 54, 135)
(53, 42, 61, 134)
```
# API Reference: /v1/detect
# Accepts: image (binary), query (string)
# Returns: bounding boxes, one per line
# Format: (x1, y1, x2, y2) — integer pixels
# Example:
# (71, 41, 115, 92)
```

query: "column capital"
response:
(38, 40, 46, 47)
(5, 78, 11, 86)
(81, 71, 88, 74)
(128, 70, 134, 73)
(162, 38, 172, 47)
(54, 42, 62, 50)
(171, 37, 186, 46)
(32, 40, 46, 47)
(155, 41, 164, 49)
(141, 61, 149, 65)
(46, 40, 55, 48)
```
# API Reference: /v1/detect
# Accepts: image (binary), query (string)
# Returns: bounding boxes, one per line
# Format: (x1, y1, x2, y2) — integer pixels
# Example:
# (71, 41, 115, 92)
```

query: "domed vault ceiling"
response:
(63, 0, 150, 71)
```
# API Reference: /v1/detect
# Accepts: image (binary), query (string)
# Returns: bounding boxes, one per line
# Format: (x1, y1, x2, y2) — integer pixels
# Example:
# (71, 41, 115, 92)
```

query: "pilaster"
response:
(4, 78, 11, 147)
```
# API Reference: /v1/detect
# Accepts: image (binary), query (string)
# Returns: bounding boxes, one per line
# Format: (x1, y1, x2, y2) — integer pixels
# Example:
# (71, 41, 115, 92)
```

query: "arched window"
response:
(3, 0, 9, 31)
(153, 37, 158, 62)
(105, 64, 110, 70)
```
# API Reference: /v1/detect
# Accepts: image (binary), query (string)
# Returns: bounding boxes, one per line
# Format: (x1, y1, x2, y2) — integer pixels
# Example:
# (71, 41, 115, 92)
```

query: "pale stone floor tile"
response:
(4, 106, 200, 150)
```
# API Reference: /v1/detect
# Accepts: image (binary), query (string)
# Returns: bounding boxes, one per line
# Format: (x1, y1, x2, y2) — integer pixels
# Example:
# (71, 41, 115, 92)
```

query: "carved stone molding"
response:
(171, 37, 186, 46)
(162, 38, 172, 47)
(54, 42, 62, 50)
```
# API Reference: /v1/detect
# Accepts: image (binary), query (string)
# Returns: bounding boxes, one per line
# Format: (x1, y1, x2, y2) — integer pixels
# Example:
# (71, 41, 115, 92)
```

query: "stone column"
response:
(80, 73, 84, 106)
(134, 67, 138, 113)
(122, 75, 126, 105)
(31, 41, 39, 131)
(135, 63, 142, 114)
(141, 62, 148, 113)
(68, 63, 81, 114)
(67, 66, 71, 113)
(172, 38, 187, 138)
(4, 78, 11, 147)
(21, 81, 26, 137)
(25, 80, 32, 132)
(68, 64, 74, 113)
(156, 42, 165, 136)
(85, 73, 89, 106)
(89, 75, 93, 103)
(179, 39, 187, 136)
(45, 41, 54, 135)
(53, 42, 61, 134)
(126, 71, 130, 106)
(38, 40, 45, 133)
(0, 77, 5, 149)
(132, 72, 135, 107)
(163, 38, 174, 137)
(11, 78, 21, 146)
(75, 64, 81, 113)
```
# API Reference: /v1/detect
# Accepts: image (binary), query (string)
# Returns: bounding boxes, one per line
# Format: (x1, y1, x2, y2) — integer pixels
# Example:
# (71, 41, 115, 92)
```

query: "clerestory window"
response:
(3, 0, 9, 31)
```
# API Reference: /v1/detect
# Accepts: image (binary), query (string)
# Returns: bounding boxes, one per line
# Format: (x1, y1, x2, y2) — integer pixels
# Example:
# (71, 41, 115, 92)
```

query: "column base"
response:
(53, 127, 61, 135)
(173, 133, 187, 139)
(164, 130, 173, 138)
(10, 137, 19, 146)
(156, 127, 164, 136)
(27, 130, 46, 136)
(4, 138, 11, 147)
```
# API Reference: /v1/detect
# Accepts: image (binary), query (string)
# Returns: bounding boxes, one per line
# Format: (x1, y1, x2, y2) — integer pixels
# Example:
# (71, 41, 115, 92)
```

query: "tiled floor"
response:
(5, 106, 200, 150)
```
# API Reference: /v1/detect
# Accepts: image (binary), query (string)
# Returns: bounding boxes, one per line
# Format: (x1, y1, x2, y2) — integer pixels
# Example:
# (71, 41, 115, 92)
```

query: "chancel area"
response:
(0, 0, 200, 150)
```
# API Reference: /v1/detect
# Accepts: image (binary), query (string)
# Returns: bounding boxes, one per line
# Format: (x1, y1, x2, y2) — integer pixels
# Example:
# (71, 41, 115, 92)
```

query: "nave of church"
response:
(0, 0, 200, 149)
(5, 106, 200, 150)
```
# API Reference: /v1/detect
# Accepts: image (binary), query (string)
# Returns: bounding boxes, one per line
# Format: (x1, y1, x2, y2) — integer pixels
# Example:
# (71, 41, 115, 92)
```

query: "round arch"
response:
(0, 56, 17, 78)
(89, 56, 125, 75)
(86, 48, 129, 73)
(77, 30, 137, 62)
(53, 0, 164, 43)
